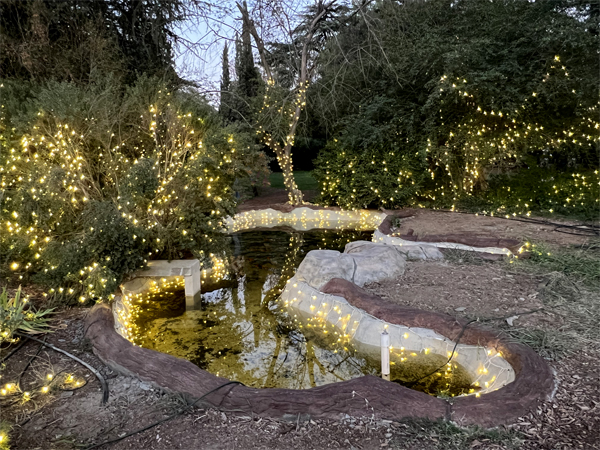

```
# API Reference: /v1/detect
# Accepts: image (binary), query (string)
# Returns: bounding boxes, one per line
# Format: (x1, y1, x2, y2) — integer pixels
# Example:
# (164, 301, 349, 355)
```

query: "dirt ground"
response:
(387, 208, 593, 247)
(2, 189, 599, 450)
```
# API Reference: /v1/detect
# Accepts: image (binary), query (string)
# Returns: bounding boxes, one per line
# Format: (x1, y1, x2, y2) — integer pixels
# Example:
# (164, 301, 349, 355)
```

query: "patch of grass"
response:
(269, 171, 318, 191)
(504, 240, 600, 354)
(514, 241, 600, 289)
(390, 418, 523, 449)
(504, 328, 571, 360)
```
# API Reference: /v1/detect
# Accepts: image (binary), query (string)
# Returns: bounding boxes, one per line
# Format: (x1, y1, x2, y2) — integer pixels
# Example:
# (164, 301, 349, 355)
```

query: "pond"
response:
(127, 230, 475, 396)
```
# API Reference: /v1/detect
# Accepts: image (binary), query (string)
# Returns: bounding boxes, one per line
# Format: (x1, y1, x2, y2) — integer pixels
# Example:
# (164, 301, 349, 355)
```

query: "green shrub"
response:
(0, 77, 268, 303)
(311, 0, 598, 214)
(314, 98, 427, 209)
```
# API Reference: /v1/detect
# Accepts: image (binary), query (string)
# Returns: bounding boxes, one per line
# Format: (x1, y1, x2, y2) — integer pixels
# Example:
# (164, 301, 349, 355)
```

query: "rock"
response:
(343, 242, 406, 287)
(395, 244, 444, 261)
(295, 243, 406, 289)
(506, 315, 519, 326)
(295, 250, 355, 289)
(455, 307, 466, 312)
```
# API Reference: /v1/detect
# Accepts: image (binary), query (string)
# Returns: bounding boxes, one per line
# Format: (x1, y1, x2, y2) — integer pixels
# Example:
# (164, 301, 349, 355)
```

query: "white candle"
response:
(381, 330, 390, 381)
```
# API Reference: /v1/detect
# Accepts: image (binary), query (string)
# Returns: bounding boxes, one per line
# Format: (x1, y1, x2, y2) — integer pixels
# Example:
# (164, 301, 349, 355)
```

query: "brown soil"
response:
(2, 194, 599, 450)
(364, 261, 550, 330)
(363, 259, 600, 449)
(387, 208, 594, 247)
(237, 187, 318, 212)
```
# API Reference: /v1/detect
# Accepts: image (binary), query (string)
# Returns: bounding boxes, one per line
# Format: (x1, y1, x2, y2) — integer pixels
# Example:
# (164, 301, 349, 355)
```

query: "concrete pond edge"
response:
(84, 208, 554, 427)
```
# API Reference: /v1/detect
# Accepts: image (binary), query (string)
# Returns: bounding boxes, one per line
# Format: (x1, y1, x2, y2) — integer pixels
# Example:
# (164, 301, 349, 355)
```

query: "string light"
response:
(0, 86, 247, 303)
(317, 64, 599, 213)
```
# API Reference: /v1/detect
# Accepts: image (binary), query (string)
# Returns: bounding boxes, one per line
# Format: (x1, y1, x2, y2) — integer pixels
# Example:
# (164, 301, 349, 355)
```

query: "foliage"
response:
(314, 96, 427, 208)
(220, 11, 263, 127)
(515, 241, 600, 290)
(219, 43, 233, 123)
(0, 0, 186, 85)
(0, 288, 54, 344)
(505, 240, 600, 358)
(0, 76, 268, 303)
(451, 167, 600, 220)
(312, 0, 599, 212)
(0, 422, 8, 450)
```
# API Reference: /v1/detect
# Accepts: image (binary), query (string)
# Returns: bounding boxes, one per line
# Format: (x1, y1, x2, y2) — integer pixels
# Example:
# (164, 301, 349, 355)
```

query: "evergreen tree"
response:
(231, 3, 261, 124)
(0, 0, 185, 85)
(219, 42, 232, 123)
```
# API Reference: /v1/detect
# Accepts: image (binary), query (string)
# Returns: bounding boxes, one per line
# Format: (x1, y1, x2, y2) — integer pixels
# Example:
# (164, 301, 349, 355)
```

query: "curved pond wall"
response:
(224, 207, 387, 232)
(281, 279, 514, 396)
(87, 207, 554, 426)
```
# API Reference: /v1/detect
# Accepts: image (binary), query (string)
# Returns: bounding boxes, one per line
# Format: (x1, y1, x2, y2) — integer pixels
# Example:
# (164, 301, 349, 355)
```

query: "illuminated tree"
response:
(236, 0, 341, 205)
(0, 77, 268, 303)
(312, 0, 599, 213)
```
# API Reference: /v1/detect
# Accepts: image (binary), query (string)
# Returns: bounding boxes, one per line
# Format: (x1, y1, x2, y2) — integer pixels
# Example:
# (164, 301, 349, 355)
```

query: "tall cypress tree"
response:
(232, 2, 261, 123)
(219, 43, 232, 123)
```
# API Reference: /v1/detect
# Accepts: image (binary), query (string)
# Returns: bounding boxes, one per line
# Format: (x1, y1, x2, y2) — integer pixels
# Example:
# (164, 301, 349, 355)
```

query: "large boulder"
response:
(343, 242, 406, 286)
(294, 243, 407, 289)
(294, 249, 355, 289)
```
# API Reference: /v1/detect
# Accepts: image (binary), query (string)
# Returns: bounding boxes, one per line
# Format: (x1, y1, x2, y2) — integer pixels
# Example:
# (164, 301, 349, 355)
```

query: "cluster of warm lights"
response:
(0, 372, 84, 404)
(200, 254, 228, 283)
(1, 86, 237, 303)
(225, 208, 386, 233)
(117, 255, 228, 341)
(282, 276, 513, 396)
(318, 55, 598, 212)
(256, 81, 311, 204)
(118, 276, 186, 342)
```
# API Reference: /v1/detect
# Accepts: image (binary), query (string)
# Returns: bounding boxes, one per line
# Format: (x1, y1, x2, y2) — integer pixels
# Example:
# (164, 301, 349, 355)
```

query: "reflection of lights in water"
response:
(283, 279, 514, 396)
(126, 230, 477, 396)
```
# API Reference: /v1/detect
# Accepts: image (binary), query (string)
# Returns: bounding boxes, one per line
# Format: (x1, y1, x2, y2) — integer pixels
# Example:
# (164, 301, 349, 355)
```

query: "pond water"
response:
(129, 230, 475, 396)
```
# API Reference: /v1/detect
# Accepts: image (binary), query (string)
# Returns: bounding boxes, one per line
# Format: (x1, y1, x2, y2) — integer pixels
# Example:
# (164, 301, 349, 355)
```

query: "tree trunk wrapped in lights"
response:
(237, 0, 339, 205)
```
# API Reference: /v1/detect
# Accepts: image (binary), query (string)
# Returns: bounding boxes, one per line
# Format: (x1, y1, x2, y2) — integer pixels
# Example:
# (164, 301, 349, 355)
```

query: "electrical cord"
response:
(83, 380, 244, 450)
(404, 308, 544, 388)
(15, 332, 109, 404)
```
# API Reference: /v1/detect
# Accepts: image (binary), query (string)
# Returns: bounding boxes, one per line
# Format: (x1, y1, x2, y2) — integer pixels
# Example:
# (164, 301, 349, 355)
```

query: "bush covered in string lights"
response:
(314, 98, 427, 209)
(0, 76, 269, 304)
(312, 0, 599, 217)
(449, 167, 600, 220)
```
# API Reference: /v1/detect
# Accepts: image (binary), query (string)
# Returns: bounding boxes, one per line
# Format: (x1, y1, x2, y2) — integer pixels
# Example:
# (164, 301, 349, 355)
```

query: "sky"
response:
(172, 0, 320, 101)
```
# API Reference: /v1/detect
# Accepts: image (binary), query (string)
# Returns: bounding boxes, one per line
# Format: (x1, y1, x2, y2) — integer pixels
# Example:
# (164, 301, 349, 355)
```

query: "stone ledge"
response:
(86, 280, 554, 428)
(321, 279, 555, 426)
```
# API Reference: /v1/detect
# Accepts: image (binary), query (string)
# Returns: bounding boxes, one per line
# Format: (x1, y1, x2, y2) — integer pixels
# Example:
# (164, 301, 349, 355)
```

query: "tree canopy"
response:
(309, 0, 598, 213)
